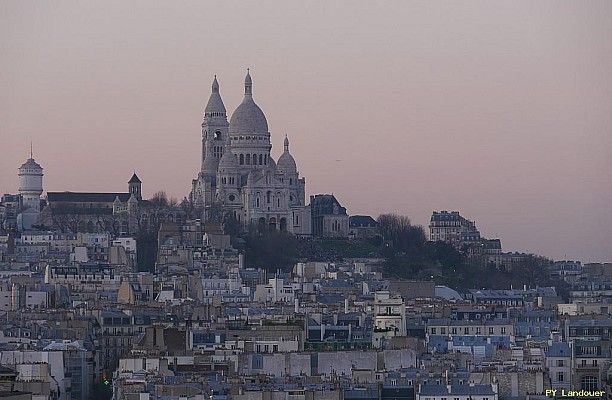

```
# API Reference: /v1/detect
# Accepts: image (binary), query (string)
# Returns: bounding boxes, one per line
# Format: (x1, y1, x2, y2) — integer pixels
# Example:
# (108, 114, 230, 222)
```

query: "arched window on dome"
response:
(259, 154, 263, 165)
(246, 154, 251, 165)
(239, 154, 244, 165)
(266, 191, 271, 204)
(252, 154, 257, 165)
(264, 155, 268, 165)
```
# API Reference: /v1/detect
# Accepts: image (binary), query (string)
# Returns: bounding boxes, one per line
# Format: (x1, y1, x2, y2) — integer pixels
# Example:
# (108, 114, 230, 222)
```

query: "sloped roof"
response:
(310, 194, 347, 215)
(349, 215, 378, 228)
(47, 192, 130, 203)
(128, 173, 141, 183)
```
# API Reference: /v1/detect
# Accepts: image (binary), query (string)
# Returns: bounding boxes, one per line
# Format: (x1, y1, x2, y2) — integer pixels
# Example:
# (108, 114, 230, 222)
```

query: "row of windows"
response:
(254, 191, 285, 208)
(239, 153, 268, 166)
(255, 344, 279, 353)
(580, 346, 599, 355)
(220, 177, 236, 185)
(430, 326, 507, 335)
(231, 135, 267, 141)
(105, 337, 131, 346)
(431, 221, 461, 227)
(570, 328, 611, 336)
(431, 228, 461, 234)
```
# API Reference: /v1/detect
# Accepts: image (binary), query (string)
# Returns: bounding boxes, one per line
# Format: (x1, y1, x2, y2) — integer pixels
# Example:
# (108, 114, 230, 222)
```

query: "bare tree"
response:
(377, 213, 426, 253)
(150, 191, 169, 208)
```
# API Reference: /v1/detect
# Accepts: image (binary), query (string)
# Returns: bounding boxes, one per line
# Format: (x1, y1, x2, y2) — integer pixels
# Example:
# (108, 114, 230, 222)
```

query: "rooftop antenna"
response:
(30, 142, 33, 159)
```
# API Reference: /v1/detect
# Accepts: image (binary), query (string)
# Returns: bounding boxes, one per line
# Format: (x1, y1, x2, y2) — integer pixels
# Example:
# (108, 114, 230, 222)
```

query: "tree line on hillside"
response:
(242, 212, 566, 298)
(133, 197, 564, 297)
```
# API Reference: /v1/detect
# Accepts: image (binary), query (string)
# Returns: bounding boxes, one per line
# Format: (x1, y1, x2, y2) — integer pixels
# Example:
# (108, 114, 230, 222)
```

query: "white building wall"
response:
(0, 351, 66, 399)
(317, 352, 377, 377)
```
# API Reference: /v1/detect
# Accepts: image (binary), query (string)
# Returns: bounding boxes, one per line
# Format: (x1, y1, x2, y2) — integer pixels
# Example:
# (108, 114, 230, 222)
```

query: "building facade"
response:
(429, 211, 480, 245)
(310, 194, 349, 238)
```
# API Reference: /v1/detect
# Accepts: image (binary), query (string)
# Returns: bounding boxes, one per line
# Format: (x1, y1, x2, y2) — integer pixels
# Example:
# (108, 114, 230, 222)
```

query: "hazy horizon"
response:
(2, 1, 611, 262)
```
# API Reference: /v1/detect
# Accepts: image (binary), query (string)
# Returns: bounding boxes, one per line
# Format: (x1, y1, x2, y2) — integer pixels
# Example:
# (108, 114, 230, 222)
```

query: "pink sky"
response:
(1, 1, 611, 262)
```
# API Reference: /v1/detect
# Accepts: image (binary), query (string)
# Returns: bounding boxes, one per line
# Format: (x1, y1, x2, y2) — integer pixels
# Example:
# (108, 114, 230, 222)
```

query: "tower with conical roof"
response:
(202, 75, 229, 170)
(128, 173, 142, 201)
(192, 76, 230, 206)
(18, 146, 44, 211)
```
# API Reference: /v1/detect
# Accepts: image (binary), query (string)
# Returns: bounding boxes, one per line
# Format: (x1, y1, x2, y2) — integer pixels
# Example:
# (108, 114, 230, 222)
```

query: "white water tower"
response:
(18, 149, 44, 211)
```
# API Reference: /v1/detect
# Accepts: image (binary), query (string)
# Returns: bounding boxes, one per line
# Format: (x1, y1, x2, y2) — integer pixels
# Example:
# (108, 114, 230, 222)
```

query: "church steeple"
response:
(204, 75, 227, 118)
(201, 75, 229, 175)
(244, 69, 252, 96)
(284, 135, 289, 152)
(128, 173, 142, 201)
(212, 75, 219, 93)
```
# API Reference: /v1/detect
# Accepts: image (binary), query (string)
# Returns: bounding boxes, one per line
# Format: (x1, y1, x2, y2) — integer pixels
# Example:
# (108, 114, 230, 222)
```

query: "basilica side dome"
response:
(277, 136, 297, 174)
